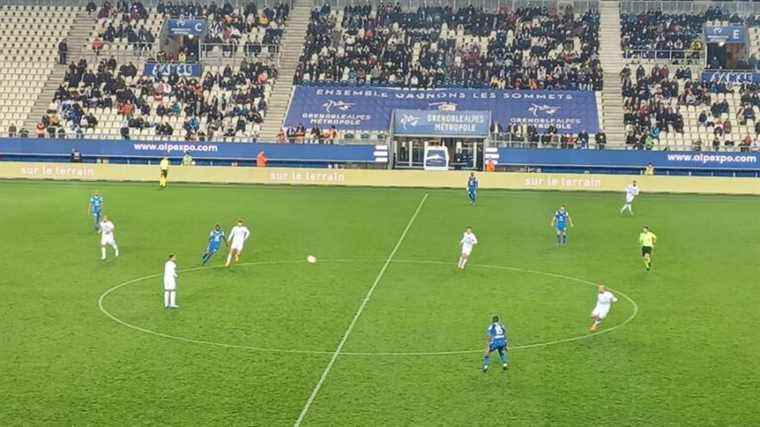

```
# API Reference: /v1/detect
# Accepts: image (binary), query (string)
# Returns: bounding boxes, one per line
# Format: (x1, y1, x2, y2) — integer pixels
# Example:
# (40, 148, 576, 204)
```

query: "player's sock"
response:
(225, 253, 232, 266)
(101, 247, 106, 260)
(201, 253, 209, 265)
(482, 355, 490, 372)
(112, 243, 119, 257)
(169, 291, 177, 307)
(562, 235, 567, 245)
(164, 291, 170, 307)
(556, 235, 561, 245)
(498, 350, 508, 367)
(461, 258, 468, 269)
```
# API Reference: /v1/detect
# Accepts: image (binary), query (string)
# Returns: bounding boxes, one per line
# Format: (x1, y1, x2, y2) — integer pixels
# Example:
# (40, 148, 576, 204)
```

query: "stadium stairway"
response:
(22, 10, 95, 132)
(599, 0, 626, 147)
(259, 1, 312, 141)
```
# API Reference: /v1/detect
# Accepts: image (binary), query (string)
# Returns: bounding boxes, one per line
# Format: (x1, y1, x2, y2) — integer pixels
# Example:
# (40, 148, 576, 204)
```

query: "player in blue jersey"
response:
(467, 173, 478, 206)
(201, 224, 227, 265)
(550, 205, 574, 246)
(89, 192, 104, 231)
(482, 315, 509, 372)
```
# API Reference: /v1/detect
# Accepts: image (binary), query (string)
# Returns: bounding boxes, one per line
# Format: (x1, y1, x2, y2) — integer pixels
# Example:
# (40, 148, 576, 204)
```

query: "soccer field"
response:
(1, 180, 759, 425)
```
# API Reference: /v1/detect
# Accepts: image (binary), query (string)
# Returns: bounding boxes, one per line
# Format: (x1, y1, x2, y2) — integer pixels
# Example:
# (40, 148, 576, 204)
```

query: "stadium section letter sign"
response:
(497, 148, 760, 171)
(392, 109, 491, 137)
(704, 25, 746, 44)
(285, 86, 599, 134)
(166, 19, 206, 36)
(144, 63, 203, 78)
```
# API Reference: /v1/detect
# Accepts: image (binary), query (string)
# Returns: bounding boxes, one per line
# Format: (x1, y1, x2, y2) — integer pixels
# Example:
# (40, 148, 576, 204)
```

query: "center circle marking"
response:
(98, 259, 639, 356)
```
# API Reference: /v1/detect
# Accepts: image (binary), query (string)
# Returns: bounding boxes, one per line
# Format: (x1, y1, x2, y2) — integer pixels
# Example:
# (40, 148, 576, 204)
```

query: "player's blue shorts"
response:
(207, 243, 221, 254)
(489, 340, 507, 353)
(468, 189, 477, 198)
(555, 224, 567, 233)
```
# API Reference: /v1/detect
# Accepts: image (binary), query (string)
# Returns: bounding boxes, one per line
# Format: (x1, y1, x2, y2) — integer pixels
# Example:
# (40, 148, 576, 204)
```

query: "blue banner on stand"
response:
(144, 63, 203, 78)
(392, 109, 490, 137)
(284, 86, 599, 134)
(701, 70, 760, 85)
(166, 19, 206, 36)
(497, 148, 760, 171)
(704, 25, 746, 44)
(0, 139, 377, 163)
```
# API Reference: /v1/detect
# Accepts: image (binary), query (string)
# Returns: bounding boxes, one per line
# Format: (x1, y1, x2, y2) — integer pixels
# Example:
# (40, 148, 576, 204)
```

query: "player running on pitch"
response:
(99, 215, 119, 260)
(590, 284, 618, 332)
(620, 180, 640, 215)
(89, 191, 103, 231)
(457, 226, 478, 270)
(639, 226, 657, 271)
(550, 205, 574, 246)
(201, 224, 227, 265)
(467, 173, 478, 206)
(225, 219, 251, 267)
(482, 315, 509, 372)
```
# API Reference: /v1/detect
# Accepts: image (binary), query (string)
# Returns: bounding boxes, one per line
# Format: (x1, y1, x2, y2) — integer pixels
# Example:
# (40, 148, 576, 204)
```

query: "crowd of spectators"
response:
(621, 63, 760, 151)
(491, 122, 606, 150)
(156, 0, 289, 58)
(92, 0, 156, 53)
(620, 8, 732, 60)
(294, 4, 603, 90)
(38, 56, 275, 141)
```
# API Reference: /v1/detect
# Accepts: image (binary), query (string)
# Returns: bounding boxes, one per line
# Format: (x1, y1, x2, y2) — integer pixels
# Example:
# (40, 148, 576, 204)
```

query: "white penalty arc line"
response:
(98, 259, 640, 356)
(293, 193, 429, 427)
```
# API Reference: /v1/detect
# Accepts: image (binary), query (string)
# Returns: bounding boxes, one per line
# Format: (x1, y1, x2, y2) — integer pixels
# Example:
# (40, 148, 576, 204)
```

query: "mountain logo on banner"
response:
(321, 100, 354, 113)
(398, 113, 420, 130)
(429, 101, 457, 111)
(528, 104, 560, 116)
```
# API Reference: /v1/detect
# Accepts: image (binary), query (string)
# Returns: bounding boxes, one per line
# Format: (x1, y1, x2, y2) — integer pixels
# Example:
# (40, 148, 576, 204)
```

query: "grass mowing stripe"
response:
(293, 193, 429, 427)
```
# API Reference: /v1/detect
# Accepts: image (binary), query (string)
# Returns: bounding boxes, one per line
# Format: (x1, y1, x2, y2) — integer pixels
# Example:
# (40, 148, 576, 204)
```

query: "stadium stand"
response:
(24, 1, 292, 141)
(620, 8, 728, 61)
(621, 63, 760, 151)
(0, 5, 80, 136)
(47, 57, 274, 141)
(294, 4, 603, 90)
(87, 0, 160, 58)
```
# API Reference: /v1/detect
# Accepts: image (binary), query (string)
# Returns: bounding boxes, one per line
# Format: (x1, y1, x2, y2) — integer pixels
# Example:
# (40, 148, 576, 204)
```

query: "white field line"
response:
(293, 193, 429, 427)
(99, 258, 639, 357)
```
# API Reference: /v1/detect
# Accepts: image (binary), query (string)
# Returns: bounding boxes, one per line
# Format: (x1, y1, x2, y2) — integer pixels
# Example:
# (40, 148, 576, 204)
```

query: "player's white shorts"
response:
(625, 196, 635, 204)
(230, 240, 246, 252)
(591, 306, 610, 320)
(461, 246, 473, 256)
(101, 235, 115, 246)
(164, 279, 176, 291)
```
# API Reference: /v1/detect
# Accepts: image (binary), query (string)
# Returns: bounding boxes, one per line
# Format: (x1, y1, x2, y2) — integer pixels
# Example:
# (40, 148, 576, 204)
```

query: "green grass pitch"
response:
(1, 180, 759, 425)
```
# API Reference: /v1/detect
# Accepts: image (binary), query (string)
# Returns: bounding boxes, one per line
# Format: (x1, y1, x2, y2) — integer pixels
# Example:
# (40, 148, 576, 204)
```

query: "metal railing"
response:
(200, 42, 281, 67)
(1, 0, 293, 9)
(623, 49, 704, 63)
(312, 0, 599, 13)
(620, 1, 760, 17)
(490, 133, 604, 148)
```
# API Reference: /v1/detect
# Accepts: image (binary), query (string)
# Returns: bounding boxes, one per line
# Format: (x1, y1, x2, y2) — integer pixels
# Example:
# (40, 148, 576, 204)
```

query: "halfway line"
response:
(293, 193, 429, 426)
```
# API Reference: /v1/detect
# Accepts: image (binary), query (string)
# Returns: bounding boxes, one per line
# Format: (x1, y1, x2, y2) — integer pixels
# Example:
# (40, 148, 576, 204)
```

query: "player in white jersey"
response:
(163, 254, 179, 308)
(457, 226, 478, 270)
(225, 219, 251, 267)
(99, 215, 119, 260)
(590, 284, 618, 332)
(620, 180, 640, 215)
